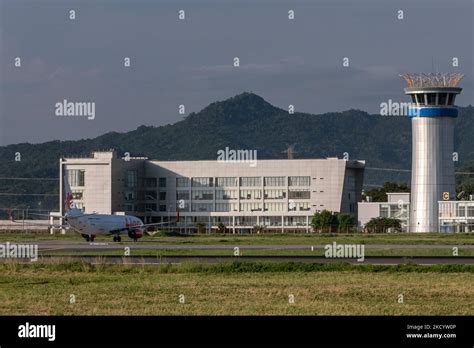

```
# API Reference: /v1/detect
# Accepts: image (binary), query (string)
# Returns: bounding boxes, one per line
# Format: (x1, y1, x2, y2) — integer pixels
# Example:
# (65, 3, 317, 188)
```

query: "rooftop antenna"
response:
(282, 144, 297, 159)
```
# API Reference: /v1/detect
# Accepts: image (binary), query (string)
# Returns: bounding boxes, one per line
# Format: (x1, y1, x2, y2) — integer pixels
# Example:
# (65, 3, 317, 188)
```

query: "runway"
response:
(2, 254, 473, 265)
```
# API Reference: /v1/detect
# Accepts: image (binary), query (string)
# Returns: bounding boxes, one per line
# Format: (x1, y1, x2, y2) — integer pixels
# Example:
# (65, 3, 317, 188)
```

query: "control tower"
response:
(400, 73, 463, 233)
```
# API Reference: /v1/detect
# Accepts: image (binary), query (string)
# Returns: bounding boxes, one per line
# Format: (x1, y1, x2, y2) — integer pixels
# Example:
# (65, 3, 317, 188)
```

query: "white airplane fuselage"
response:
(66, 211, 144, 240)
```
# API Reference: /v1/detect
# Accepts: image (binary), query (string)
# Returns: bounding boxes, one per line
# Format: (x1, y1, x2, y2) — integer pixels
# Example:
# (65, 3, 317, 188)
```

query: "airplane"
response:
(9, 175, 177, 243)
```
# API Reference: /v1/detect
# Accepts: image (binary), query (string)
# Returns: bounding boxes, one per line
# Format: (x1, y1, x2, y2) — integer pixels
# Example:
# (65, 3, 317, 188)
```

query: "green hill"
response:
(1, 92, 473, 212)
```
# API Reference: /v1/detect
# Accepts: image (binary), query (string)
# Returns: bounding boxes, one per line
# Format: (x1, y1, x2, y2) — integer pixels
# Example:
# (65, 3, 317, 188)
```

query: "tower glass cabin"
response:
(401, 73, 463, 233)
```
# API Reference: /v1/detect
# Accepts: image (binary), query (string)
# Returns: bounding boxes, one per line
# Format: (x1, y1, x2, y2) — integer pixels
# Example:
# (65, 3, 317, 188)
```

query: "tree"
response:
(457, 178, 474, 197)
(364, 217, 401, 233)
(364, 182, 410, 202)
(311, 210, 338, 233)
(337, 213, 354, 232)
(217, 222, 227, 234)
(196, 223, 206, 234)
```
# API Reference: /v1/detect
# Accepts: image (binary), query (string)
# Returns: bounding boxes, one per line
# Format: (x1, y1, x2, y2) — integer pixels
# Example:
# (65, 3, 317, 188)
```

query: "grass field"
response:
(0, 262, 472, 315)
(1, 231, 473, 245)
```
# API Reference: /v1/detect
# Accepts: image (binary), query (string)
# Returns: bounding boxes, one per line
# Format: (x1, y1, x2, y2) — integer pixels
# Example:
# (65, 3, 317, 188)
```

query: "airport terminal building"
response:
(58, 150, 365, 233)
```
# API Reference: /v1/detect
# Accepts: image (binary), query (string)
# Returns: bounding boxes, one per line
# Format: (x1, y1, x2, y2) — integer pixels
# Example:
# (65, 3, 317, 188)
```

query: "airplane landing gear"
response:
(113, 235, 121, 242)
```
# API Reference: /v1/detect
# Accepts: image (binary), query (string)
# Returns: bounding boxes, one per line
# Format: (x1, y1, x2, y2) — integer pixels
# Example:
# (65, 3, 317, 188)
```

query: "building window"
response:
(467, 206, 474, 217)
(125, 191, 135, 201)
(159, 205, 167, 212)
(297, 202, 311, 211)
(144, 191, 157, 200)
(427, 93, 436, 105)
(192, 190, 214, 200)
(159, 192, 167, 201)
(287, 202, 310, 211)
(159, 177, 167, 188)
(67, 169, 85, 187)
(144, 178, 157, 187)
(216, 189, 237, 200)
(126, 170, 138, 188)
(240, 189, 262, 200)
(215, 203, 238, 212)
(447, 93, 455, 105)
(177, 191, 190, 200)
(416, 94, 425, 105)
(288, 176, 310, 186)
(212, 216, 232, 225)
(72, 190, 84, 200)
(260, 216, 282, 226)
(240, 177, 261, 187)
(264, 189, 286, 199)
(235, 216, 257, 226)
(438, 93, 447, 105)
(192, 203, 213, 212)
(216, 177, 237, 187)
(145, 204, 157, 212)
(264, 176, 285, 186)
(176, 177, 189, 188)
(284, 216, 306, 226)
(288, 190, 310, 199)
(380, 205, 389, 218)
(192, 216, 209, 224)
(264, 202, 286, 212)
(240, 202, 262, 211)
(192, 177, 213, 187)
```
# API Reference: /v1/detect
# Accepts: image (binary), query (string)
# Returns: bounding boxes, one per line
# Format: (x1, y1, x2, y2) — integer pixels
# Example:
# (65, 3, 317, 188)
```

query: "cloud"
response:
(190, 56, 305, 77)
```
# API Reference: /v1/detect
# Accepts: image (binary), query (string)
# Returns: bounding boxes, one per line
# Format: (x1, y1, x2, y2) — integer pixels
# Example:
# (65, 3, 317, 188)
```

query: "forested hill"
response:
(1, 92, 473, 211)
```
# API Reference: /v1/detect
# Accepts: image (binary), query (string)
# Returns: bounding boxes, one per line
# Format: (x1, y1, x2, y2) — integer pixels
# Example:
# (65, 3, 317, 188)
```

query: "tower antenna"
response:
(282, 144, 297, 159)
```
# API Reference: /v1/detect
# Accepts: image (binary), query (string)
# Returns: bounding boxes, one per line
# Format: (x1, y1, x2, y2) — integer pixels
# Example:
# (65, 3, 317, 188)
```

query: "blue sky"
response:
(0, 0, 472, 145)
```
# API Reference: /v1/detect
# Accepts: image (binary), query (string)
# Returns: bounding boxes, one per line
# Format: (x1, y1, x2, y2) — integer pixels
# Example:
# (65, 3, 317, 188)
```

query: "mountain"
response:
(1, 92, 473, 212)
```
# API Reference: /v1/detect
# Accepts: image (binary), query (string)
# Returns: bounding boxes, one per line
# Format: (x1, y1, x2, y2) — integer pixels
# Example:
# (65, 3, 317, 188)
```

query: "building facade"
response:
(358, 192, 474, 233)
(59, 150, 365, 233)
(358, 193, 410, 232)
(439, 200, 474, 232)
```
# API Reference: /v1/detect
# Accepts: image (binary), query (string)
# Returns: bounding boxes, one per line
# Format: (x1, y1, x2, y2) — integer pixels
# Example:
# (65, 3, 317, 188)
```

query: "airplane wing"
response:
(27, 212, 98, 218)
(6, 220, 70, 229)
(141, 220, 179, 228)
(7, 210, 69, 229)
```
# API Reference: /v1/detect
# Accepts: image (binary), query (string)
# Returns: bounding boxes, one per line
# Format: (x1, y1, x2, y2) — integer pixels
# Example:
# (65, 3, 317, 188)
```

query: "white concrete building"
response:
(58, 150, 365, 233)
(358, 193, 410, 232)
(439, 200, 474, 232)
(358, 192, 474, 233)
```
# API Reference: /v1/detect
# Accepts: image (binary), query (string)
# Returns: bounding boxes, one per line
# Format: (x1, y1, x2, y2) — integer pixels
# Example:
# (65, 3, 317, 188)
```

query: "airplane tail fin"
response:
(8, 209, 15, 222)
(64, 173, 81, 215)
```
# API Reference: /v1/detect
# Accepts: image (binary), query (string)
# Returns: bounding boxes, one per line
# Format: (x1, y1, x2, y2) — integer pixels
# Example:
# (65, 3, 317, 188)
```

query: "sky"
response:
(0, 0, 472, 145)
